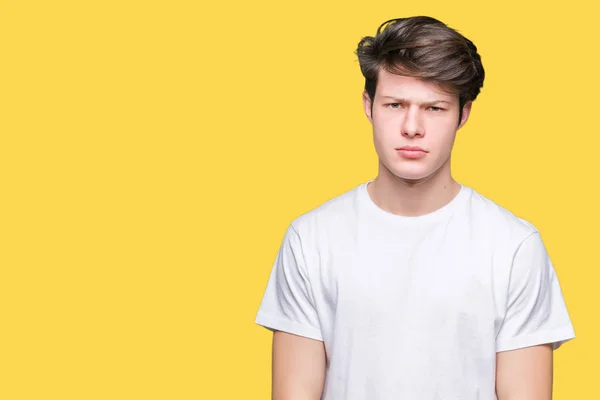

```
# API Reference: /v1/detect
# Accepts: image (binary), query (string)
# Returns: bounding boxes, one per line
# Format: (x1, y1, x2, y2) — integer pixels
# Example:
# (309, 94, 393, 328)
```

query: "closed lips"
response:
(397, 147, 427, 152)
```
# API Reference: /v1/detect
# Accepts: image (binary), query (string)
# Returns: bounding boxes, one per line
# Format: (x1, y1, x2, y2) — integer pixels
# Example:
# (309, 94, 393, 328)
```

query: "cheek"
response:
(429, 120, 458, 145)
(372, 116, 397, 139)
(433, 134, 458, 159)
(372, 124, 396, 151)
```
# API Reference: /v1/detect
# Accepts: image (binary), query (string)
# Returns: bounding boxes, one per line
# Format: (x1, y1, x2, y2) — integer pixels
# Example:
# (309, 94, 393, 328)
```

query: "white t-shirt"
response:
(255, 181, 575, 399)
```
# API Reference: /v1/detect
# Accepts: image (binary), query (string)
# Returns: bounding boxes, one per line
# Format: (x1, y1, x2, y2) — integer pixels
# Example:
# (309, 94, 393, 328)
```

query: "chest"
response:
(309, 221, 504, 343)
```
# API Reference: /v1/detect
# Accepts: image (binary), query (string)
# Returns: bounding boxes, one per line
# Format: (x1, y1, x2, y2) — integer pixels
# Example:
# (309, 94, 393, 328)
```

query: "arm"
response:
(272, 330, 326, 400)
(496, 344, 553, 400)
(494, 231, 575, 399)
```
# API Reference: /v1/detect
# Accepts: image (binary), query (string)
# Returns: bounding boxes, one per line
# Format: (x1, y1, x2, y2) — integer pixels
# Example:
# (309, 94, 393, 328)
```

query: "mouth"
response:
(395, 147, 428, 159)
(396, 146, 427, 152)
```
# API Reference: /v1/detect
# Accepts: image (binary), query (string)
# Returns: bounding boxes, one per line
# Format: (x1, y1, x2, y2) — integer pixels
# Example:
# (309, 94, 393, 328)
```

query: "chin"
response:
(381, 152, 447, 183)
(385, 163, 434, 182)
(392, 171, 433, 182)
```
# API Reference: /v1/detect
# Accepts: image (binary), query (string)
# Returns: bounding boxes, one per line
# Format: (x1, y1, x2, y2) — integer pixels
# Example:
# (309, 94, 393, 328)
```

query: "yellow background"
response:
(1, 0, 596, 398)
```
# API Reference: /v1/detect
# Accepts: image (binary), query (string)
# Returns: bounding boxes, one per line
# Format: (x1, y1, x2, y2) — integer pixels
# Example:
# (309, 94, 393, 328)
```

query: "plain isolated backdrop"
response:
(1, 0, 597, 399)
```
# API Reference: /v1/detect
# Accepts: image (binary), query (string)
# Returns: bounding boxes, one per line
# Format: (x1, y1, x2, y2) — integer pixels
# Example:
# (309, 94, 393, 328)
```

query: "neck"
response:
(367, 160, 462, 217)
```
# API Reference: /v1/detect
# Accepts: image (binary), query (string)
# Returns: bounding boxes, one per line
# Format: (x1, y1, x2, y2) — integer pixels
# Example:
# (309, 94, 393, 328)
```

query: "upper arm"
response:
(495, 231, 573, 398)
(272, 330, 326, 400)
(255, 223, 323, 341)
(255, 223, 326, 398)
(496, 344, 553, 399)
(496, 232, 575, 352)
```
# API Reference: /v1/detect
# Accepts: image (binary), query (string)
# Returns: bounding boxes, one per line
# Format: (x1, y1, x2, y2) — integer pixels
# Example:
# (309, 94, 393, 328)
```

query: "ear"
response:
(457, 101, 472, 130)
(362, 91, 373, 124)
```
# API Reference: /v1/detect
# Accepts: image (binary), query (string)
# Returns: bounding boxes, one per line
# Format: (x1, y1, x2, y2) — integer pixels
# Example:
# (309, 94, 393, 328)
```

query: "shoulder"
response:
(463, 186, 539, 247)
(288, 183, 363, 240)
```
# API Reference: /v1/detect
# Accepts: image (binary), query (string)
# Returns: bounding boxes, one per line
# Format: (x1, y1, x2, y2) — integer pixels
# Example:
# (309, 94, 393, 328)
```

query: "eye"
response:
(387, 103, 403, 109)
(428, 106, 444, 112)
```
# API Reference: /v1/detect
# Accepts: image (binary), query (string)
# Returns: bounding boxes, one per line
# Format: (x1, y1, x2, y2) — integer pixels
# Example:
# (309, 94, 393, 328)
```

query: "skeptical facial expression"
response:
(363, 70, 471, 183)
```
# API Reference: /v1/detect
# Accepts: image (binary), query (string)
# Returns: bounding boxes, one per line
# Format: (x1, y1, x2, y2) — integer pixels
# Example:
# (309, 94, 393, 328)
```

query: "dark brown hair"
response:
(356, 16, 485, 122)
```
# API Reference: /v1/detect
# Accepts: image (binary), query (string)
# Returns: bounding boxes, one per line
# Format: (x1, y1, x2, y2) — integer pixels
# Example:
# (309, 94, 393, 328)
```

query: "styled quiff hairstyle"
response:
(356, 16, 485, 122)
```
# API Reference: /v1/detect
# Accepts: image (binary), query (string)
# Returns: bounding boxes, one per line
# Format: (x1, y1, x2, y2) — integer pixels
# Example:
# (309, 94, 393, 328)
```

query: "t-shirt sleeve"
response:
(254, 223, 323, 341)
(496, 232, 575, 352)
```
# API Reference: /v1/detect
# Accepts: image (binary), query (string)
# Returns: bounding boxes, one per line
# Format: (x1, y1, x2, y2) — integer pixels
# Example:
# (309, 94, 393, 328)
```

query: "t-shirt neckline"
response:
(358, 180, 470, 226)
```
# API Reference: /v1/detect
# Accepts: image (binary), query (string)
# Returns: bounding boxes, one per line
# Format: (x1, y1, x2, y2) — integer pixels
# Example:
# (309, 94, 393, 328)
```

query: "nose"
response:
(402, 107, 424, 138)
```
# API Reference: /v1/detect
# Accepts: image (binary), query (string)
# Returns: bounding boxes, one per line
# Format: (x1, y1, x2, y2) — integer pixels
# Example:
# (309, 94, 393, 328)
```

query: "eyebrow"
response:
(381, 96, 451, 105)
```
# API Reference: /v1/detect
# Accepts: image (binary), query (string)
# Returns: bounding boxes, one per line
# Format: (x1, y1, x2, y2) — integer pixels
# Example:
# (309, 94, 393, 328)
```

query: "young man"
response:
(255, 16, 575, 399)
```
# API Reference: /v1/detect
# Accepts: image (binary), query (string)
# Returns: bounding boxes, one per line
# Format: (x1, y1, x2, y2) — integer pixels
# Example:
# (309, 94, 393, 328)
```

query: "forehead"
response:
(376, 69, 457, 102)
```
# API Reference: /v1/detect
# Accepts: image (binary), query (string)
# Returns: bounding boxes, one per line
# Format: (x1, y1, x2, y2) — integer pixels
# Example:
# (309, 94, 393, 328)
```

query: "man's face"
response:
(363, 70, 471, 184)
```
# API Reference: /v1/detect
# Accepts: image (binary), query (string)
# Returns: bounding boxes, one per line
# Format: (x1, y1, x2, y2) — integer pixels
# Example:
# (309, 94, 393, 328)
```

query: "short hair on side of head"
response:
(356, 16, 485, 120)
